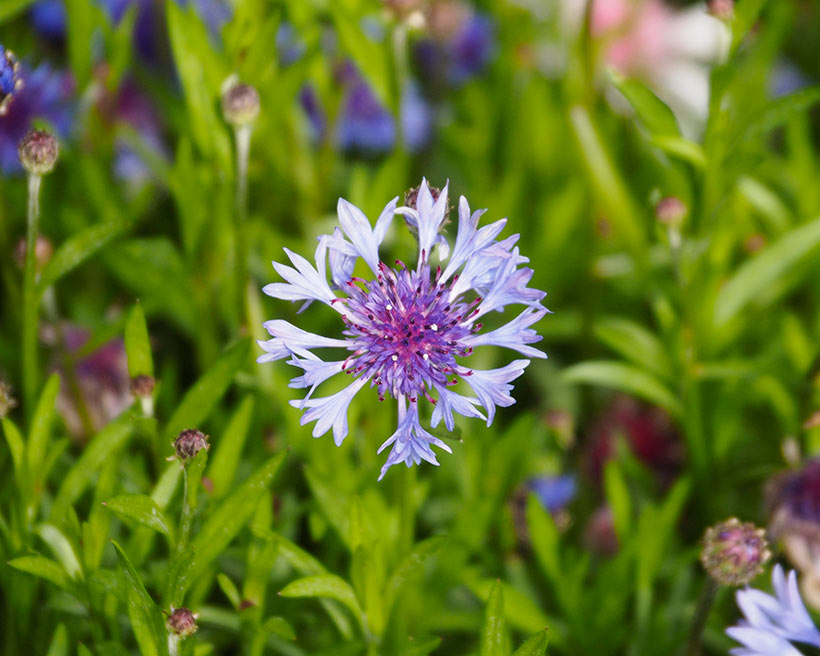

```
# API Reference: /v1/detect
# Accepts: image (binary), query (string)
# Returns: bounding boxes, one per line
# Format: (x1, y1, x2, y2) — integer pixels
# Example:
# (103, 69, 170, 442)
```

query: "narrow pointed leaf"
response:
(481, 580, 507, 656)
(103, 495, 173, 539)
(124, 303, 153, 378)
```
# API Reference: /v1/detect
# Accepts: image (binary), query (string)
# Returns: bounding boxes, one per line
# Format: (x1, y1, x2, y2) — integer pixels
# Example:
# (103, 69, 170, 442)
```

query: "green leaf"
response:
(8, 555, 70, 589)
(569, 106, 644, 255)
(112, 541, 169, 656)
(3, 417, 26, 482)
(169, 452, 286, 601)
(164, 339, 251, 443)
(279, 574, 363, 628)
(216, 573, 240, 609)
(304, 466, 351, 547)
(105, 239, 198, 335)
(562, 361, 682, 417)
(649, 135, 707, 169)
(52, 414, 134, 519)
(273, 533, 355, 640)
(609, 71, 680, 136)
(513, 631, 549, 656)
(166, 1, 231, 171)
(124, 303, 153, 378)
(0, 0, 36, 22)
(603, 461, 631, 542)
(206, 395, 254, 498)
(27, 373, 60, 482)
(525, 494, 561, 584)
(714, 216, 820, 326)
(745, 87, 820, 141)
(481, 580, 507, 656)
(37, 524, 83, 580)
(384, 536, 445, 616)
(593, 317, 673, 381)
(46, 624, 69, 656)
(263, 616, 296, 641)
(65, 0, 95, 87)
(37, 221, 130, 296)
(103, 495, 173, 539)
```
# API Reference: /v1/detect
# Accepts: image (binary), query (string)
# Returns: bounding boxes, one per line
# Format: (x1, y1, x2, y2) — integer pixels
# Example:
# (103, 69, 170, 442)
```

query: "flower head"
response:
(167, 607, 198, 638)
(728, 565, 820, 655)
(0, 379, 16, 419)
(221, 81, 261, 127)
(259, 180, 547, 479)
(701, 518, 771, 586)
(18, 129, 59, 175)
(530, 474, 577, 515)
(0, 46, 24, 116)
(173, 429, 209, 462)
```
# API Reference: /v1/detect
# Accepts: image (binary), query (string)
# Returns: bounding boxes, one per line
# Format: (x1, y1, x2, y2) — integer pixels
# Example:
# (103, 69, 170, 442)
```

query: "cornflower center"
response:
(337, 261, 481, 403)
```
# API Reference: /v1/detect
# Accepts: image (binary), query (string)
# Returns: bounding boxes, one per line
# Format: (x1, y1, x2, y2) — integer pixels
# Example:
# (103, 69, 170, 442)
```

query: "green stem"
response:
(234, 124, 252, 331)
(167, 633, 180, 656)
(398, 464, 416, 556)
(686, 578, 718, 656)
(177, 465, 193, 557)
(22, 173, 42, 420)
(392, 21, 408, 150)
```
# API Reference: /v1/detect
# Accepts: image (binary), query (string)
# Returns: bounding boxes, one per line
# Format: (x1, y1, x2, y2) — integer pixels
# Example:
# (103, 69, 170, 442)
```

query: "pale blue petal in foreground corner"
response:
(728, 565, 820, 655)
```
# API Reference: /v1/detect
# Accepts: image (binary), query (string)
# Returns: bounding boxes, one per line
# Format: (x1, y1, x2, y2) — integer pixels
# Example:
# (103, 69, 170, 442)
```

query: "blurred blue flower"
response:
(770, 60, 810, 99)
(728, 565, 820, 655)
(335, 64, 432, 154)
(29, 0, 230, 57)
(529, 474, 576, 514)
(416, 12, 495, 87)
(30, 0, 67, 40)
(337, 75, 396, 154)
(276, 22, 307, 67)
(0, 63, 73, 174)
(258, 180, 547, 479)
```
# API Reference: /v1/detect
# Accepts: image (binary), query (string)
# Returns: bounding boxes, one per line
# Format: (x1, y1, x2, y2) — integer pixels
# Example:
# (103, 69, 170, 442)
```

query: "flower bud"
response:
(700, 518, 770, 586)
(708, 0, 734, 21)
(0, 380, 17, 419)
(655, 196, 687, 228)
(383, 0, 426, 19)
(221, 82, 260, 127)
(129, 375, 155, 398)
(14, 235, 53, 273)
(0, 47, 23, 115)
(173, 429, 209, 462)
(425, 0, 472, 41)
(166, 607, 198, 638)
(404, 184, 451, 221)
(18, 129, 59, 176)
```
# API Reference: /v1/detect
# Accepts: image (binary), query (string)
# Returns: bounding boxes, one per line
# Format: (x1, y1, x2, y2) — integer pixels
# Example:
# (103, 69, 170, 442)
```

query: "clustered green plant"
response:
(2, 0, 820, 655)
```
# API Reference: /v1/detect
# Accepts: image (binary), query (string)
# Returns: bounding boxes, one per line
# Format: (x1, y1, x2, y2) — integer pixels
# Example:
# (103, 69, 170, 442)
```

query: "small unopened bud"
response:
(655, 196, 687, 228)
(425, 0, 472, 41)
(173, 429, 209, 462)
(404, 184, 451, 221)
(221, 82, 260, 127)
(700, 518, 770, 586)
(383, 0, 426, 19)
(708, 0, 734, 21)
(0, 380, 17, 418)
(167, 607, 198, 638)
(18, 129, 59, 176)
(129, 375, 155, 398)
(14, 235, 53, 273)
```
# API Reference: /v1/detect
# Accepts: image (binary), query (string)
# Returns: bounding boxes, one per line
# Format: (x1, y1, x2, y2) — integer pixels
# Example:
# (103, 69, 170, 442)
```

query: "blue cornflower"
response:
(30, 0, 68, 40)
(728, 565, 820, 655)
(530, 474, 576, 514)
(335, 66, 432, 154)
(415, 12, 495, 87)
(0, 62, 72, 174)
(258, 181, 547, 479)
(0, 45, 23, 116)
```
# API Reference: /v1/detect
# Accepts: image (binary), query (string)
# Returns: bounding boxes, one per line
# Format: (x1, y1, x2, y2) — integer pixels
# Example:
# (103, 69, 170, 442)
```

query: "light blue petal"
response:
(465, 359, 530, 426)
(290, 377, 367, 445)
